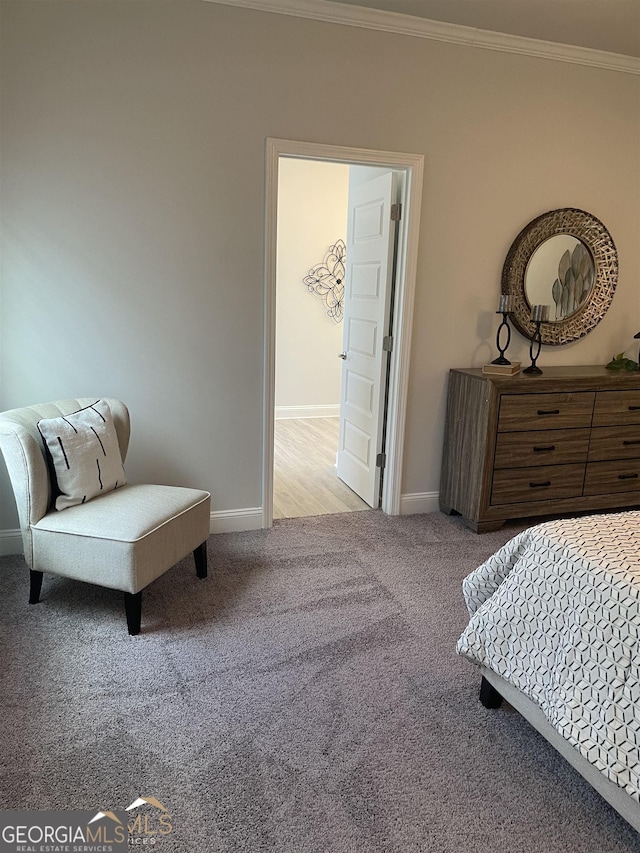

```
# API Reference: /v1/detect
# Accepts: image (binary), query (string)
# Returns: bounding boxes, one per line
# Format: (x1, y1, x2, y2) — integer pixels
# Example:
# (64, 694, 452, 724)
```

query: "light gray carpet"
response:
(1, 511, 638, 851)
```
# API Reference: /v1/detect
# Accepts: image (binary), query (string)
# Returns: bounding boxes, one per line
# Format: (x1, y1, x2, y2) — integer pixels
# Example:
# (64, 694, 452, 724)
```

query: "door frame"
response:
(263, 138, 424, 527)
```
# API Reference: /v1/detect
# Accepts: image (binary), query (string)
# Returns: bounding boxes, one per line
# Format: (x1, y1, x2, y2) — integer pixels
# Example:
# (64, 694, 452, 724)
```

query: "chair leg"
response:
(124, 591, 142, 635)
(194, 542, 207, 579)
(29, 570, 43, 605)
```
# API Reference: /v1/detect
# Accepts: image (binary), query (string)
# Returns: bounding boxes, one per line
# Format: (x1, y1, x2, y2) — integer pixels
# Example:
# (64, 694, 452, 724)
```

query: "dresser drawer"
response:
(584, 460, 640, 496)
(588, 426, 640, 461)
(491, 463, 585, 505)
(592, 390, 640, 427)
(494, 428, 590, 469)
(498, 392, 594, 432)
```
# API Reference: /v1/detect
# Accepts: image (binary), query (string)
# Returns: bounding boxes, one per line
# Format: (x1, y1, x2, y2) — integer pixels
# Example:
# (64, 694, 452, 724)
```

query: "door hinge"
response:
(376, 452, 386, 469)
(390, 203, 402, 222)
(383, 335, 393, 352)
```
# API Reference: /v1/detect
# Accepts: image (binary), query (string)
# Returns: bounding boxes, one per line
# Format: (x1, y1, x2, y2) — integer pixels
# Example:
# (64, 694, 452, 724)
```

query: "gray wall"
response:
(1, 1, 639, 531)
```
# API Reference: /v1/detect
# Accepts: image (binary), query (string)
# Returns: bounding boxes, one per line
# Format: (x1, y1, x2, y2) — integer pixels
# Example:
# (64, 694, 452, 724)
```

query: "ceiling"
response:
(328, 0, 640, 57)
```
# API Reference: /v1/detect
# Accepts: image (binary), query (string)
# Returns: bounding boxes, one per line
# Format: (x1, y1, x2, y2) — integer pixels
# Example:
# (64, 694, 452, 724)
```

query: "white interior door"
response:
(336, 170, 397, 508)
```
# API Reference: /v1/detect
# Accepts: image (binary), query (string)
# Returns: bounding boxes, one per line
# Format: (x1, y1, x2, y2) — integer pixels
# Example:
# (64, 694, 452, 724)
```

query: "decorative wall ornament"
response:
(302, 239, 346, 323)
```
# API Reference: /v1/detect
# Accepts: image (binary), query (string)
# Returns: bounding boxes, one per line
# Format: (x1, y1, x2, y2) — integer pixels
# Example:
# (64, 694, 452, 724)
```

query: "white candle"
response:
(499, 294, 515, 312)
(531, 304, 549, 322)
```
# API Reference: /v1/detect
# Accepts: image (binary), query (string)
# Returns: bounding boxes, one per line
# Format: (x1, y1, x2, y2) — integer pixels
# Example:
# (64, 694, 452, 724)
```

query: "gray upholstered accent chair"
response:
(0, 398, 211, 635)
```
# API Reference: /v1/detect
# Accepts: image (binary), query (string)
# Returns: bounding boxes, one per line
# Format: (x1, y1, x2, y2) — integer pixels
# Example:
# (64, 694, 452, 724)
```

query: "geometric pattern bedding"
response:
(456, 511, 640, 801)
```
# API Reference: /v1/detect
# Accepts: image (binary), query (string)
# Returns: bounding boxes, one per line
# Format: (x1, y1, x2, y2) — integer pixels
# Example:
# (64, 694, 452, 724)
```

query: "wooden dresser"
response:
(440, 366, 640, 532)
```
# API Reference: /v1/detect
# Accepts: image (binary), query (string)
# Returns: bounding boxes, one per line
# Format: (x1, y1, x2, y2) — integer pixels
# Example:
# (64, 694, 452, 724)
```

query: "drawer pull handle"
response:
(537, 409, 560, 416)
(529, 481, 551, 488)
(533, 445, 555, 452)
(629, 405, 640, 411)
(623, 440, 640, 446)
(618, 473, 639, 480)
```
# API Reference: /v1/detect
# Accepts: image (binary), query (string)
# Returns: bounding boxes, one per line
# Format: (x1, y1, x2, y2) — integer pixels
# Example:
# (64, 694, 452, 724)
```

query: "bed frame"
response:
(479, 668, 640, 834)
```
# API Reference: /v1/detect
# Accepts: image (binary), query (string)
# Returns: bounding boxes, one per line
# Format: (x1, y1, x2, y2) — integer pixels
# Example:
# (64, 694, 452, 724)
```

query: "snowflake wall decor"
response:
(302, 239, 346, 323)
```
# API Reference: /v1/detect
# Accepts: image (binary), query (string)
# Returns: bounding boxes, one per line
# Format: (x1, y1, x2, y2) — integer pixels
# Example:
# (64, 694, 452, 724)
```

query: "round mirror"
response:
(502, 208, 618, 345)
(525, 235, 595, 322)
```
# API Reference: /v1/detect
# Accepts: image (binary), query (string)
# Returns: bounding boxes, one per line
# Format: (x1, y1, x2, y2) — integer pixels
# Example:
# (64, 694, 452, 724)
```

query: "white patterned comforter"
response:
(456, 511, 640, 800)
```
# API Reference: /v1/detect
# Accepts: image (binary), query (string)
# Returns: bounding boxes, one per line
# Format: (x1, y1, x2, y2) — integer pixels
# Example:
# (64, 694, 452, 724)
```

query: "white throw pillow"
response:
(38, 399, 127, 510)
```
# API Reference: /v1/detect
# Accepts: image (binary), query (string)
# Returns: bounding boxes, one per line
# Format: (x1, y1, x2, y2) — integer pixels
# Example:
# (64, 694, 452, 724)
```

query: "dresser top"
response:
(452, 365, 640, 392)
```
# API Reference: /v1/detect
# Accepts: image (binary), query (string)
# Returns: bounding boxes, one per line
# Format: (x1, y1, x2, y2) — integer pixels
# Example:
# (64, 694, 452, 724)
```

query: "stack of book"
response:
(482, 362, 521, 376)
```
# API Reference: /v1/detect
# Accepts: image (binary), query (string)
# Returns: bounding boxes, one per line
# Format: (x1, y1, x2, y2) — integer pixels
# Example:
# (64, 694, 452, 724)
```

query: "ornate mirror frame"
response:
(501, 208, 618, 345)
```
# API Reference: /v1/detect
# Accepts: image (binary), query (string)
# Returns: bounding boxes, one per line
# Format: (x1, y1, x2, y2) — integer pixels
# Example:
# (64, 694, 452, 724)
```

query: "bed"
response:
(456, 510, 640, 833)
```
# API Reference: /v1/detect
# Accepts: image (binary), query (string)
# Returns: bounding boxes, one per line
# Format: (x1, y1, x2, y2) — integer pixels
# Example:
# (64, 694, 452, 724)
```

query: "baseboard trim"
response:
(0, 499, 439, 550)
(275, 405, 340, 419)
(0, 513, 266, 555)
(0, 529, 23, 556)
(399, 492, 440, 515)
(210, 507, 263, 533)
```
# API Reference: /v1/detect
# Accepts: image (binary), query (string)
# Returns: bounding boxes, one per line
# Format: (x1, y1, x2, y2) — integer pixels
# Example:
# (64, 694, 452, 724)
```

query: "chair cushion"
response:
(33, 483, 209, 541)
(32, 484, 211, 593)
(37, 399, 127, 511)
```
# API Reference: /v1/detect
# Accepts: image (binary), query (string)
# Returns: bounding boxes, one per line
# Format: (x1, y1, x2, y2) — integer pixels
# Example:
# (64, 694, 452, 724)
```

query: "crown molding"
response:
(202, 0, 640, 75)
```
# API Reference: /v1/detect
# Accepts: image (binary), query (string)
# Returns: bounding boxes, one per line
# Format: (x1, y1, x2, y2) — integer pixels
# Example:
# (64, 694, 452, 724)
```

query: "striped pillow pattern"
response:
(38, 399, 127, 511)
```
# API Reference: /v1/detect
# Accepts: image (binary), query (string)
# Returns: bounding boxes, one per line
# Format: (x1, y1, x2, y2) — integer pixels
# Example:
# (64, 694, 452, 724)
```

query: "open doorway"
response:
(274, 158, 385, 519)
(263, 139, 424, 528)
(273, 418, 370, 518)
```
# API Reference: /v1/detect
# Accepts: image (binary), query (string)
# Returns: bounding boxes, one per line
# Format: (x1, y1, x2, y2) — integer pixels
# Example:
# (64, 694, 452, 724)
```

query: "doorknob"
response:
(338, 352, 347, 360)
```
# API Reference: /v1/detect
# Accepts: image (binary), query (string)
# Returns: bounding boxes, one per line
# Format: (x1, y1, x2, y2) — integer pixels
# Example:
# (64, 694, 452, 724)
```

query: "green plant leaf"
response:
(606, 353, 639, 371)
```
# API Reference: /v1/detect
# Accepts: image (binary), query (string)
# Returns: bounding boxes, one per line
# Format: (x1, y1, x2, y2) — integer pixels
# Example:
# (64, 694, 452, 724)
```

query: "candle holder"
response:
(523, 321, 543, 374)
(523, 305, 549, 375)
(491, 295, 515, 365)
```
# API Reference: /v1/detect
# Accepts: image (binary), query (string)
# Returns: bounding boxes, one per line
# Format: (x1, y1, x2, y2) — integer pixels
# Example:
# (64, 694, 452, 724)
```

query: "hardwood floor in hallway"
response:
(273, 417, 371, 519)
